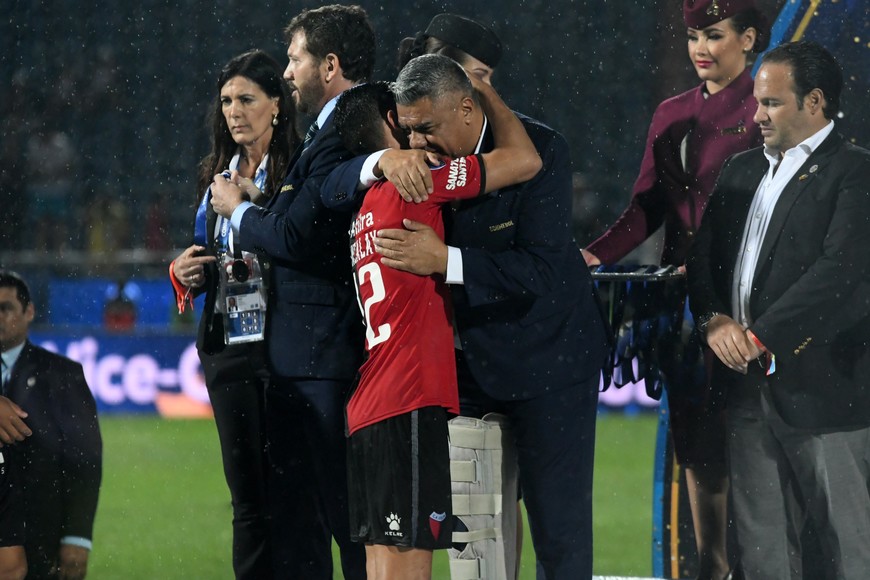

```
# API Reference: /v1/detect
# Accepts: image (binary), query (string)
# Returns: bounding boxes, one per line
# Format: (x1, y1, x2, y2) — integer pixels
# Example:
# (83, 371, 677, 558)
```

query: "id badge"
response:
(219, 252, 267, 345)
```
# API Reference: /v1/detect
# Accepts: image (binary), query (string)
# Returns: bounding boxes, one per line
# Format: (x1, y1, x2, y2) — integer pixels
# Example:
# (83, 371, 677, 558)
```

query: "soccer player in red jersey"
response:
(331, 56, 541, 580)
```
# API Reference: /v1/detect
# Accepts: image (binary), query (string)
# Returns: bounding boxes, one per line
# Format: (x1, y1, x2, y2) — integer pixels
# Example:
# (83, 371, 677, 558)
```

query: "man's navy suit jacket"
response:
(238, 113, 364, 380)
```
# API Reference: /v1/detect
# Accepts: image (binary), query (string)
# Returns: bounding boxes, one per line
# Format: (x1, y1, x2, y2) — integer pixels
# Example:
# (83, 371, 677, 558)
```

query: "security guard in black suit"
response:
(0, 270, 102, 580)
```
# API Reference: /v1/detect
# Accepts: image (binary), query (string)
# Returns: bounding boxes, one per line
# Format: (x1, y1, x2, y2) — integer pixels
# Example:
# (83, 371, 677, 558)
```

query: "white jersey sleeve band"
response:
(359, 149, 389, 188)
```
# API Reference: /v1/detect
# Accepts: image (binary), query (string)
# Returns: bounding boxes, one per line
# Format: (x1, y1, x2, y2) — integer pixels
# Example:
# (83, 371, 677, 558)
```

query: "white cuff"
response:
(61, 536, 93, 551)
(446, 246, 464, 285)
(360, 149, 389, 188)
(230, 201, 254, 233)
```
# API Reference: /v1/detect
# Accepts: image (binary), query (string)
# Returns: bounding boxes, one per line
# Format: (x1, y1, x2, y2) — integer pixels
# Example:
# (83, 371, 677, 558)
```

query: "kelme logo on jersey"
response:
(446, 157, 468, 190)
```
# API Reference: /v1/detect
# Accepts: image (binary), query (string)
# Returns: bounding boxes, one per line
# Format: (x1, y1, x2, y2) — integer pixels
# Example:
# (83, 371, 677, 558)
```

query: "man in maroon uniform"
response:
(331, 56, 541, 580)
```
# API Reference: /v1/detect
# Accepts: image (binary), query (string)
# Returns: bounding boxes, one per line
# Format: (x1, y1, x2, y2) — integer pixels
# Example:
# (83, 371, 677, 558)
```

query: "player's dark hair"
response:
(334, 82, 396, 156)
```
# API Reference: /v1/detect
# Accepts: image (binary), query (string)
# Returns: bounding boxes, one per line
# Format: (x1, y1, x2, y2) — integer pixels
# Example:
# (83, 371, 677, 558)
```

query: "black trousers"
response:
(208, 375, 273, 580)
(265, 377, 365, 580)
(457, 352, 600, 580)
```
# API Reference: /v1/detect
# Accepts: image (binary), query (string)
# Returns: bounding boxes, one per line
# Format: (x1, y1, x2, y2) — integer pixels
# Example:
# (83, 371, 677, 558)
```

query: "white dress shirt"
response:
(731, 121, 835, 326)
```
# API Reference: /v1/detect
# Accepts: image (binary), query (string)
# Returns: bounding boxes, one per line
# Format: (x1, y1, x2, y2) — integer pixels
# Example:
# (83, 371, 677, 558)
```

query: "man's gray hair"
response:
(392, 53, 474, 106)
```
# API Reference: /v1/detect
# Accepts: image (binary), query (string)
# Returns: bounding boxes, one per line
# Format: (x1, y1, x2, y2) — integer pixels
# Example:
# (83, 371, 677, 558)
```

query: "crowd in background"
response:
(2, 2, 870, 580)
(3, 1, 865, 258)
(0, 0, 760, 254)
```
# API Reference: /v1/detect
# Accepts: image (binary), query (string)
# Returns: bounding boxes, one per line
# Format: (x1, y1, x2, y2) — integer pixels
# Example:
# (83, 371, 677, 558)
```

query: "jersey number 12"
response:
(355, 262, 391, 348)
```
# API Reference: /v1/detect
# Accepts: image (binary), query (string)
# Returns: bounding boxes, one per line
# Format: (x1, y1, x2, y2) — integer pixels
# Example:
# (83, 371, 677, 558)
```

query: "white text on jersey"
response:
(446, 157, 467, 190)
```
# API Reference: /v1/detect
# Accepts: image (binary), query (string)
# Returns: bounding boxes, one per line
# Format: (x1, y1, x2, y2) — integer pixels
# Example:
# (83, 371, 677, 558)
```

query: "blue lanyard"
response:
(216, 213, 232, 254)
(195, 163, 267, 250)
(193, 188, 210, 247)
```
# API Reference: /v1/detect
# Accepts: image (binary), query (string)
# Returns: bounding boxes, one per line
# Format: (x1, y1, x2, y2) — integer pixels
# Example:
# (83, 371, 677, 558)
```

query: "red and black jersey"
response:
(346, 154, 485, 435)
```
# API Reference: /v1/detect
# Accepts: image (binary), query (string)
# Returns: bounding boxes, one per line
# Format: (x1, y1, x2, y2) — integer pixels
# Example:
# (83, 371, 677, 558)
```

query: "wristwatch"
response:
(696, 311, 723, 335)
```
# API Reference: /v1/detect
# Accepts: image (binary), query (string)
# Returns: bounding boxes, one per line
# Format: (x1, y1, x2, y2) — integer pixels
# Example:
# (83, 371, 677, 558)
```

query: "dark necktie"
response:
(303, 121, 319, 151)
(1, 358, 8, 396)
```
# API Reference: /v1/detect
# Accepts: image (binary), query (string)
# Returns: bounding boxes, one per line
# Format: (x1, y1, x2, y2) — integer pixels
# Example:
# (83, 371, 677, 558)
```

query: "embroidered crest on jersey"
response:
(429, 511, 447, 539)
(446, 157, 468, 190)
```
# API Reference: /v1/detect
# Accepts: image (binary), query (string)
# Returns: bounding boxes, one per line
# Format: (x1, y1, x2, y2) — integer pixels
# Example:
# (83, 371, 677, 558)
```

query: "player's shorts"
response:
(0, 448, 25, 547)
(348, 406, 452, 549)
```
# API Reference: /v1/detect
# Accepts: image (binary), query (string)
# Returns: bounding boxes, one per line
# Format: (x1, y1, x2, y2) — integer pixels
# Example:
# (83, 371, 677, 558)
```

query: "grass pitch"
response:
(87, 412, 656, 578)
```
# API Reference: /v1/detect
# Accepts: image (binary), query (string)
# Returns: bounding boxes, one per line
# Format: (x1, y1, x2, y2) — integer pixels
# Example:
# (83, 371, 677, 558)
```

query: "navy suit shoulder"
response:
(15, 342, 83, 376)
(240, 116, 351, 261)
(9, 343, 99, 429)
(450, 115, 608, 399)
(8, 341, 101, 574)
(322, 155, 367, 211)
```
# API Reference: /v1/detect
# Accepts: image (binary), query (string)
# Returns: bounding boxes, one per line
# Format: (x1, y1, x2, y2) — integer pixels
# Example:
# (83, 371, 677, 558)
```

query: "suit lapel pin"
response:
(799, 164, 819, 181)
(27, 377, 36, 387)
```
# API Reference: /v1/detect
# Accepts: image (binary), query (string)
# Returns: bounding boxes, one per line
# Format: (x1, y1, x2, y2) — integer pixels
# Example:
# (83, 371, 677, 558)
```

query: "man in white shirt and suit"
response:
(688, 41, 870, 579)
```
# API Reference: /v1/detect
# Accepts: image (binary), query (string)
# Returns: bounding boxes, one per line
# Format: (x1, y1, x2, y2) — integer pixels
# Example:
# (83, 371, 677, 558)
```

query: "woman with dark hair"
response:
(585, 0, 768, 268)
(169, 49, 299, 580)
(584, 1, 769, 579)
(397, 13, 502, 84)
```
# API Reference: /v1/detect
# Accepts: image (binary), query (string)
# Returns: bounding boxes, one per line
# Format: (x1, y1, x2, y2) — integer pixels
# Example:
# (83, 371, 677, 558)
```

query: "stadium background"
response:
(2, 0, 865, 413)
(1, 0, 741, 413)
(0, 0, 867, 577)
